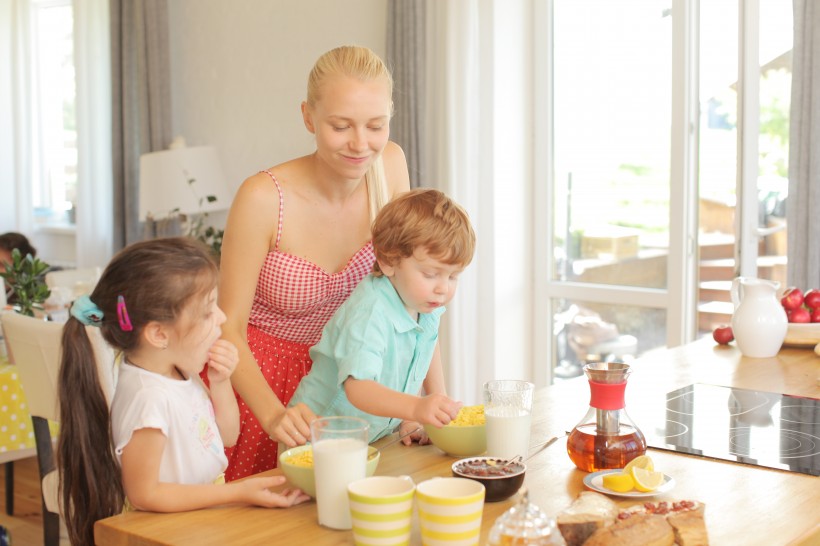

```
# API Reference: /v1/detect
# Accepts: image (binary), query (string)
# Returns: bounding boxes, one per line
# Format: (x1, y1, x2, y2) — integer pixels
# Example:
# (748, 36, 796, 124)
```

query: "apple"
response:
(811, 307, 820, 323)
(781, 287, 805, 310)
(712, 325, 734, 345)
(803, 288, 820, 310)
(787, 307, 811, 323)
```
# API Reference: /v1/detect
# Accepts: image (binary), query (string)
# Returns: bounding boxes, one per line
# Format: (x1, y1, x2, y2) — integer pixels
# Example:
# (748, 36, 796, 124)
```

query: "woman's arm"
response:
(218, 174, 313, 444)
(121, 429, 309, 511)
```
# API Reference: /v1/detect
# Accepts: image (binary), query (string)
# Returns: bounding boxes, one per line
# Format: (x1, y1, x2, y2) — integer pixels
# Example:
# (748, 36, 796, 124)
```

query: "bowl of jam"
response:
(451, 456, 526, 502)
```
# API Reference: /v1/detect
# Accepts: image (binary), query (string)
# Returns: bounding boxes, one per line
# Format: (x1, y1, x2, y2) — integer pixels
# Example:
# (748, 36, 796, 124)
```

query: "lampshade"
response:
(138, 146, 232, 221)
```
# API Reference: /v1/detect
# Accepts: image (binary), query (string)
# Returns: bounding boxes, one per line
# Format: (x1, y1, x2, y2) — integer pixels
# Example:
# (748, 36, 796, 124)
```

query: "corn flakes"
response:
(449, 405, 485, 426)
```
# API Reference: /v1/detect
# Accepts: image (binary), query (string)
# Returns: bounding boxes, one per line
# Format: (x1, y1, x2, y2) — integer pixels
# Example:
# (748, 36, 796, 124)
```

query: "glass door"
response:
(541, 0, 792, 381)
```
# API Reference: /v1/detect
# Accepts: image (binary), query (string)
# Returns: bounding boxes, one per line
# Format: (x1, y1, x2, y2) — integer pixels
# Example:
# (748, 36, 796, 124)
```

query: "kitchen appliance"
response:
(643, 383, 819, 476)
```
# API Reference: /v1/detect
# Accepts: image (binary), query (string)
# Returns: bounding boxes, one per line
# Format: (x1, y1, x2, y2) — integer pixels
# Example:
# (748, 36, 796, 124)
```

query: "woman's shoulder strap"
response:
(260, 170, 284, 251)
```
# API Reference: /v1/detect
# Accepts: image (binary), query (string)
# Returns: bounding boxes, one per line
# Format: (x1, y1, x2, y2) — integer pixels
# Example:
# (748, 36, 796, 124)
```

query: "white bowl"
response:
(783, 322, 820, 347)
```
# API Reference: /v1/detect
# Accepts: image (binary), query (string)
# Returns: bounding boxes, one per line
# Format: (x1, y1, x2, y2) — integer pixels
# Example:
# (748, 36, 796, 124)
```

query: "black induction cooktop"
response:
(641, 383, 819, 476)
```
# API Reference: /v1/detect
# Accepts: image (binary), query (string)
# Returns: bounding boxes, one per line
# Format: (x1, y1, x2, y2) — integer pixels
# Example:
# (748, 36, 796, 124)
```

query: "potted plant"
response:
(0, 249, 51, 317)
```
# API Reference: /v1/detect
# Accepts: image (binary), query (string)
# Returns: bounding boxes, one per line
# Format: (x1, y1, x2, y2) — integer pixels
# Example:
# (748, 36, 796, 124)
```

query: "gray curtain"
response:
(387, 0, 426, 188)
(787, 0, 820, 288)
(110, 0, 172, 248)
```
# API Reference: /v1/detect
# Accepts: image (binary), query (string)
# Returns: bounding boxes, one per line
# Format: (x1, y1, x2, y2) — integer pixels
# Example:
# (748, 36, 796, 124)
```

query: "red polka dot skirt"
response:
(223, 324, 312, 481)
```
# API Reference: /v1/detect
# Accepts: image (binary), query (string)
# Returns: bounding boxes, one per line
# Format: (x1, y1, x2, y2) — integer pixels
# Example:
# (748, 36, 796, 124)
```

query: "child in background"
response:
(289, 188, 476, 443)
(57, 238, 308, 546)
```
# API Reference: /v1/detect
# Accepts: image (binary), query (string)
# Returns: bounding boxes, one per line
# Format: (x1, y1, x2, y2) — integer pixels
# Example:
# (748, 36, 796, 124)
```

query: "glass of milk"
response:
(483, 380, 535, 460)
(310, 416, 370, 530)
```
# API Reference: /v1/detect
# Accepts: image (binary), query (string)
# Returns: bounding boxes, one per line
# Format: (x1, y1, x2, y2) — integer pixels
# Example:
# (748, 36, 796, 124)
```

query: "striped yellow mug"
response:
(348, 475, 415, 546)
(416, 477, 485, 546)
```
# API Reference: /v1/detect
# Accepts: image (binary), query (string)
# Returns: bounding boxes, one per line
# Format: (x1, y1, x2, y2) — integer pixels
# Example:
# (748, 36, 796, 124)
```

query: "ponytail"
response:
(57, 318, 123, 546)
(365, 154, 389, 223)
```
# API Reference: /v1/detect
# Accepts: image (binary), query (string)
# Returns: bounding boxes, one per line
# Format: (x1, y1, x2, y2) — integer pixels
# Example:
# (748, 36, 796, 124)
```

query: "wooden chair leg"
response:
(3, 462, 12, 516)
(32, 416, 58, 546)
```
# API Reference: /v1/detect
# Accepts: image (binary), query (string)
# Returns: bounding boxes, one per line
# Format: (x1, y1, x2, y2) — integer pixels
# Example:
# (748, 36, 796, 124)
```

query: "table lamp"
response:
(138, 143, 231, 222)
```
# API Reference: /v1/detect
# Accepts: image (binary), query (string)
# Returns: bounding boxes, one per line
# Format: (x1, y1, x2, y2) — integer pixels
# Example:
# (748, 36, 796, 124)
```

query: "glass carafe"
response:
(567, 361, 646, 472)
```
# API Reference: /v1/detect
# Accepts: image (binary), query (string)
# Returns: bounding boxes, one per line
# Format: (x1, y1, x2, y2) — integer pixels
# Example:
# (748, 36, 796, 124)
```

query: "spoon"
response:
(525, 432, 567, 461)
(378, 426, 423, 451)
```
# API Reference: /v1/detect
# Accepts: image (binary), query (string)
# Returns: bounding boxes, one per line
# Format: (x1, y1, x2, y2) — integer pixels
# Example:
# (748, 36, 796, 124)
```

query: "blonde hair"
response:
(372, 189, 476, 276)
(307, 45, 393, 222)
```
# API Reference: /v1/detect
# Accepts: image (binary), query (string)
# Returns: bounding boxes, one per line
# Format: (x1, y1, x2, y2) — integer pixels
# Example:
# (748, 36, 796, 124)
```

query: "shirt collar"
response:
(371, 275, 445, 333)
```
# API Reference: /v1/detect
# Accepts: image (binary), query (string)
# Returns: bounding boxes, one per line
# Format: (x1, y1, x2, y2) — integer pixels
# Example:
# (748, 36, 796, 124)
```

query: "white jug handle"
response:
(730, 277, 742, 309)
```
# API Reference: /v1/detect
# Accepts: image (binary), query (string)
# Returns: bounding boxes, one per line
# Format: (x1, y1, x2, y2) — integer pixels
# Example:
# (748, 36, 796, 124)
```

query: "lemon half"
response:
(631, 466, 665, 492)
(623, 455, 654, 474)
(602, 471, 635, 492)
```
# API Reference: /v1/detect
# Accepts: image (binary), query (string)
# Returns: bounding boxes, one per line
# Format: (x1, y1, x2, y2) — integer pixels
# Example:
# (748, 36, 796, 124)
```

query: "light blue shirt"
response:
(290, 274, 445, 442)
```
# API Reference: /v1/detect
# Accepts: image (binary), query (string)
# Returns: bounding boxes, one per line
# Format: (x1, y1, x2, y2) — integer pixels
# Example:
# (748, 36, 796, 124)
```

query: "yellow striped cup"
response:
(347, 476, 415, 546)
(416, 477, 485, 546)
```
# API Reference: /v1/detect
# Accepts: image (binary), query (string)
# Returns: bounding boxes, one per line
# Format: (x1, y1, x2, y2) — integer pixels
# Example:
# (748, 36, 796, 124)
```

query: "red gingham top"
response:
(248, 171, 376, 346)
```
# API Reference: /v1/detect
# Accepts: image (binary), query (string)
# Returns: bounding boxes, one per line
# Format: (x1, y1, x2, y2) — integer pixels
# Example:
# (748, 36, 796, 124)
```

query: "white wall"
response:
(167, 0, 388, 203)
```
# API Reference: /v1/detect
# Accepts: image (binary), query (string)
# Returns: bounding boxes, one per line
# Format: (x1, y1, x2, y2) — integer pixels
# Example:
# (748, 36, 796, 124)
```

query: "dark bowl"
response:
(451, 456, 526, 502)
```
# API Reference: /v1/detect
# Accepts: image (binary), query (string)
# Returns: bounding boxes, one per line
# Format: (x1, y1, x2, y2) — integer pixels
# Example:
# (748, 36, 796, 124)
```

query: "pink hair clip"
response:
(117, 295, 134, 332)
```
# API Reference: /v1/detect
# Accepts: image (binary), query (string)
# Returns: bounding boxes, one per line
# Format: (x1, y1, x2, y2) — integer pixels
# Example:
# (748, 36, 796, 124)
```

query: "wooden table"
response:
(95, 338, 820, 545)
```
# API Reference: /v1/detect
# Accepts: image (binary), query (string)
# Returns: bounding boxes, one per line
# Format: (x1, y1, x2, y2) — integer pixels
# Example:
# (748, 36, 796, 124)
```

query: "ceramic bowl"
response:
(279, 444, 380, 498)
(424, 422, 487, 457)
(451, 456, 526, 502)
(784, 322, 820, 347)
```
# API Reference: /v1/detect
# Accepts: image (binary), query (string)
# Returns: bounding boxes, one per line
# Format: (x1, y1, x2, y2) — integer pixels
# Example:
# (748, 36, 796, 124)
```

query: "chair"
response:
(1, 311, 116, 546)
(44, 267, 102, 298)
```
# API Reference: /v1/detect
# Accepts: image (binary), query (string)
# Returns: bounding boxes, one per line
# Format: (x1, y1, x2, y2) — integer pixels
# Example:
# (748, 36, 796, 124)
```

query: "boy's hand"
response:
(235, 476, 311, 508)
(206, 339, 239, 385)
(413, 394, 462, 428)
(270, 403, 317, 448)
(398, 420, 430, 445)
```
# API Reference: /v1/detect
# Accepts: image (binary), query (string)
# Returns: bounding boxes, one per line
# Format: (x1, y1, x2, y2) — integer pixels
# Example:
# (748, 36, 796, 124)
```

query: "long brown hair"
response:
(57, 237, 218, 545)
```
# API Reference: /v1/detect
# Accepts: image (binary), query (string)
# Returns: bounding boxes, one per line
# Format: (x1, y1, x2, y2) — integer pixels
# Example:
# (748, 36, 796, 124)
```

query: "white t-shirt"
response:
(111, 362, 228, 484)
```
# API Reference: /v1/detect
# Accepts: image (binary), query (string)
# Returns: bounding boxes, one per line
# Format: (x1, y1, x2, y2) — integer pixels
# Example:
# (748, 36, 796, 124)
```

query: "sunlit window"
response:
(31, 0, 77, 225)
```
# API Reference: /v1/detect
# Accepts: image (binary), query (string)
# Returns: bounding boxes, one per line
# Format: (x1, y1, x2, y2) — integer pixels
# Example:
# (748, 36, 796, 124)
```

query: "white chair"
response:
(44, 267, 102, 298)
(1, 311, 116, 546)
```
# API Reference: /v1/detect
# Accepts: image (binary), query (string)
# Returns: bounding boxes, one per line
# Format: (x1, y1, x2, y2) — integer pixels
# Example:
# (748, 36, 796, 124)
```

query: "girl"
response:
(218, 45, 415, 480)
(57, 238, 308, 546)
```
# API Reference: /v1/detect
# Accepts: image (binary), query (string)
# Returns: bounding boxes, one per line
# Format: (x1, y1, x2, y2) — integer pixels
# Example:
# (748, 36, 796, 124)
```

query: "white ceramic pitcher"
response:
(730, 277, 787, 358)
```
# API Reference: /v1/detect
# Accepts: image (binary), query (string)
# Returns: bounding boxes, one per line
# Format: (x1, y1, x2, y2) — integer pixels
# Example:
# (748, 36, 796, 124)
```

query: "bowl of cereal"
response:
(278, 444, 380, 498)
(424, 404, 487, 457)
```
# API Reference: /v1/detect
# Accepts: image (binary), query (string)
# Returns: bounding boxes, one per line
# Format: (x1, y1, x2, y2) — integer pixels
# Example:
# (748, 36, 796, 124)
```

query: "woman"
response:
(218, 46, 411, 480)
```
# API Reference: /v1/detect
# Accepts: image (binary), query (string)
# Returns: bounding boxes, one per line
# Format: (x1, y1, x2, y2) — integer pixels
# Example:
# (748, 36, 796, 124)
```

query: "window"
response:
(30, 0, 77, 225)
(542, 0, 792, 380)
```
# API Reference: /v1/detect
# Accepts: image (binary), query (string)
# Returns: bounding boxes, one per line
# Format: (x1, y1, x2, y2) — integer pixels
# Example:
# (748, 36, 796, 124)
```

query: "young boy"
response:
(289, 188, 476, 444)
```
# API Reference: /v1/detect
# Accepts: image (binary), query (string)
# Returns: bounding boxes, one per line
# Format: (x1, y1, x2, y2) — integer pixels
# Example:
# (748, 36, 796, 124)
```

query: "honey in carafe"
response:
(567, 362, 646, 472)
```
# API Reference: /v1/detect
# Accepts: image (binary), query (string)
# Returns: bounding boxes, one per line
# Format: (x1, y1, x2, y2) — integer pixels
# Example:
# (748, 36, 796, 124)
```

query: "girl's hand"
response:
(398, 420, 430, 446)
(237, 476, 311, 508)
(269, 403, 318, 448)
(413, 394, 462, 428)
(207, 339, 239, 385)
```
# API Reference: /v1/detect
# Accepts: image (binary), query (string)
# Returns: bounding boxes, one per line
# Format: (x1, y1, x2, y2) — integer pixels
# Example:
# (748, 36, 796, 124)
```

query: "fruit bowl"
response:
(783, 322, 820, 347)
(451, 456, 526, 502)
(279, 444, 380, 498)
(424, 422, 486, 457)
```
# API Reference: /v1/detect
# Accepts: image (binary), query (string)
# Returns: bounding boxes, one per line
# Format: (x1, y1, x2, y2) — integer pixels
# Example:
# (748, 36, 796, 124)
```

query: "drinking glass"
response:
(483, 380, 534, 460)
(310, 416, 369, 530)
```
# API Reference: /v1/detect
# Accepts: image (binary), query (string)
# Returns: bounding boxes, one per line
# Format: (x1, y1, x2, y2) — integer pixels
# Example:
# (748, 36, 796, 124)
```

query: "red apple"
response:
(811, 307, 820, 323)
(781, 287, 805, 310)
(712, 325, 734, 345)
(787, 307, 811, 323)
(803, 288, 820, 310)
